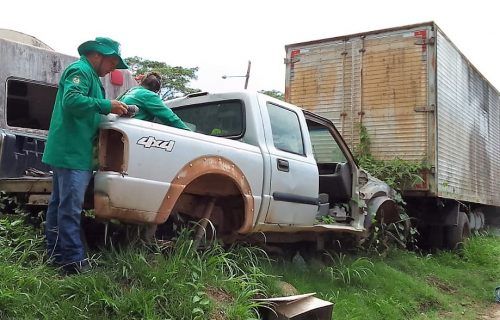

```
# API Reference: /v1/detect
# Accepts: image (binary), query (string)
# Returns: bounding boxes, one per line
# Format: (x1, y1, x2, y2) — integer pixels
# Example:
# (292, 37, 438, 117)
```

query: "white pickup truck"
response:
(94, 91, 397, 244)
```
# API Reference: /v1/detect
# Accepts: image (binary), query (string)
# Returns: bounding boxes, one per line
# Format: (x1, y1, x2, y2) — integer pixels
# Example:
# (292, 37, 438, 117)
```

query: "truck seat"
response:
(318, 162, 352, 204)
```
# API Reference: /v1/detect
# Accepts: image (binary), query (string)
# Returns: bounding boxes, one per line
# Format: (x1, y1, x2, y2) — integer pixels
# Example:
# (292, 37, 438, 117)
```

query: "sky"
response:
(1, 0, 499, 93)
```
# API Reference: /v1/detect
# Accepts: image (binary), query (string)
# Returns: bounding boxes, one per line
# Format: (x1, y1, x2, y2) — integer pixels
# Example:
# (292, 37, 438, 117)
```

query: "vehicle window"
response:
(306, 119, 347, 163)
(172, 100, 244, 138)
(267, 103, 304, 155)
(6, 79, 57, 130)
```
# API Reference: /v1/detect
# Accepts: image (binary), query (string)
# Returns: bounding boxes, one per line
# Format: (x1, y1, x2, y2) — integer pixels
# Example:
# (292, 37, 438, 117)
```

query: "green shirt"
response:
(42, 56, 112, 170)
(119, 86, 190, 130)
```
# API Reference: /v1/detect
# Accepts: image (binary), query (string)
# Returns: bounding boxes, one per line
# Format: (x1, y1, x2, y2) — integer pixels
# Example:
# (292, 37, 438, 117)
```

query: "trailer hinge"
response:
(284, 57, 300, 64)
(414, 105, 435, 112)
(414, 37, 435, 46)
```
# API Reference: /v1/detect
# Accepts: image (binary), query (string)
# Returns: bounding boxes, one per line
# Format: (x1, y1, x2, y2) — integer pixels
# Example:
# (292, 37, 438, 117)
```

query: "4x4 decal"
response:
(137, 136, 175, 152)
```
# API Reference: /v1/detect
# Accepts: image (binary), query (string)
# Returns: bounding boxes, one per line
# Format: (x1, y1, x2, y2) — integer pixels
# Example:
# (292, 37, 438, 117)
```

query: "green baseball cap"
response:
(77, 37, 128, 69)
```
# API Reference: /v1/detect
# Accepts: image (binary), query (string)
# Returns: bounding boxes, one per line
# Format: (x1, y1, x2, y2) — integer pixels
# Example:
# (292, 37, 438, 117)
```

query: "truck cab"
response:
(94, 91, 397, 243)
(0, 34, 136, 206)
(0, 36, 75, 201)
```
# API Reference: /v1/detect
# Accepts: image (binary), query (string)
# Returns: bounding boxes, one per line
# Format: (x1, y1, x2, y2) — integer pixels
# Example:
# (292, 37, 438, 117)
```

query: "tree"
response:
(125, 56, 200, 99)
(259, 90, 284, 101)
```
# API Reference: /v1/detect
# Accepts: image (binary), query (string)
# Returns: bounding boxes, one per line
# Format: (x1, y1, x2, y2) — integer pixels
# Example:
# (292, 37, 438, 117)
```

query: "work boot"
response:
(47, 259, 63, 268)
(60, 260, 91, 276)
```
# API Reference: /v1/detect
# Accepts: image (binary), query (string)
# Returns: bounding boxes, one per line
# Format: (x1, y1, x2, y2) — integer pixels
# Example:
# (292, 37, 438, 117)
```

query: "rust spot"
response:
(99, 129, 129, 172)
(375, 200, 399, 224)
(94, 193, 156, 224)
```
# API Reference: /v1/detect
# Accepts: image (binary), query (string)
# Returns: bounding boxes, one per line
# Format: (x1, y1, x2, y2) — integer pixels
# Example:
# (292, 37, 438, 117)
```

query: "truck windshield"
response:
(307, 120, 347, 163)
(172, 100, 244, 138)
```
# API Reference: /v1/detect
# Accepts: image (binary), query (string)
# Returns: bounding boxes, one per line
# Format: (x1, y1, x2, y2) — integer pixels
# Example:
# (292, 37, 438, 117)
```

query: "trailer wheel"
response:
(468, 212, 477, 230)
(445, 211, 470, 249)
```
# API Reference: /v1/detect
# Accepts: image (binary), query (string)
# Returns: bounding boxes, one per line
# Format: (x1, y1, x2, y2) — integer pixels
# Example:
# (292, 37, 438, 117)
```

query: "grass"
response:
(0, 214, 499, 319)
(0, 216, 275, 320)
(323, 252, 374, 285)
(265, 233, 500, 319)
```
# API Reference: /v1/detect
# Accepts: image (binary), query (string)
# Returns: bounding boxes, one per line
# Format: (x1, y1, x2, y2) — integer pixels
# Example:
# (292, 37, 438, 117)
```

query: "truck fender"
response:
(155, 155, 254, 233)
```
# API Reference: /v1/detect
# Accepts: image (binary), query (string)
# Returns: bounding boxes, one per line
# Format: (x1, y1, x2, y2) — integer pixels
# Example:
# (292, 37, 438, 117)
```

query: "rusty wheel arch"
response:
(155, 156, 254, 234)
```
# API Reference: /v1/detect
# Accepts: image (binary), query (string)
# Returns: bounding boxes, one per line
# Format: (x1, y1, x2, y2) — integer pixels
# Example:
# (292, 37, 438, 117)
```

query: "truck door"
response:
(262, 100, 319, 225)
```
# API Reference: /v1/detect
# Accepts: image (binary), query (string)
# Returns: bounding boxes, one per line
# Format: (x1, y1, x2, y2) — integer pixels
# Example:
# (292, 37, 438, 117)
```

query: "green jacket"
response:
(42, 56, 112, 170)
(119, 86, 190, 130)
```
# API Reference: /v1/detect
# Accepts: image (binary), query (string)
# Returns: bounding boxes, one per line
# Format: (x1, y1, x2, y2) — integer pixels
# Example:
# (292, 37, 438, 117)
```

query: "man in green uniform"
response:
(43, 37, 129, 274)
(119, 72, 190, 130)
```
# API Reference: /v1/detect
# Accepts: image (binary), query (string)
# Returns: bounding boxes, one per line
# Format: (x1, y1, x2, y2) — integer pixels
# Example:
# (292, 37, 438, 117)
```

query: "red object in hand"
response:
(110, 70, 124, 86)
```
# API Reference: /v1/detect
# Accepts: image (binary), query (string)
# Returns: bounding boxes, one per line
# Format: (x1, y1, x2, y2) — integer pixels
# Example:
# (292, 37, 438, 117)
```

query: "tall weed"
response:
(461, 233, 500, 266)
(0, 216, 45, 265)
(324, 252, 374, 285)
(0, 219, 275, 319)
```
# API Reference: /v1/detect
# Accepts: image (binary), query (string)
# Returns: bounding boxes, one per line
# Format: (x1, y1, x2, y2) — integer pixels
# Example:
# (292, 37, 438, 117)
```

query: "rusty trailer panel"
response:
(286, 24, 430, 162)
(285, 22, 500, 207)
(286, 25, 431, 162)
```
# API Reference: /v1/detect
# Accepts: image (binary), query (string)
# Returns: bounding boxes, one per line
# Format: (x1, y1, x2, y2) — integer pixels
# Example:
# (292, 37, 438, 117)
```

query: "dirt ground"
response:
(480, 303, 500, 320)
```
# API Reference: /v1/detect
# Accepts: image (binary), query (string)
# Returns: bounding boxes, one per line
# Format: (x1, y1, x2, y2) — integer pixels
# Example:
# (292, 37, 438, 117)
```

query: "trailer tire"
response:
(445, 211, 470, 249)
(468, 212, 477, 230)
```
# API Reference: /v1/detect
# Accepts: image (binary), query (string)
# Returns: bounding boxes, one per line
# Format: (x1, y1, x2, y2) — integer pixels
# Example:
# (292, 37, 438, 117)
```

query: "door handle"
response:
(277, 159, 289, 172)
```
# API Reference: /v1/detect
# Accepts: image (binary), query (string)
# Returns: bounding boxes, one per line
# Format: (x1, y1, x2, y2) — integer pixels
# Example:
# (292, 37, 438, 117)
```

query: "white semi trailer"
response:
(285, 22, 500, 247)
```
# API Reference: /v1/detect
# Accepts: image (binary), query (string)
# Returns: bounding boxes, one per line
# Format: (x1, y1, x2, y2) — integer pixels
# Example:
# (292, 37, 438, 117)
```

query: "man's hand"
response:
(110, 100, 128, 116)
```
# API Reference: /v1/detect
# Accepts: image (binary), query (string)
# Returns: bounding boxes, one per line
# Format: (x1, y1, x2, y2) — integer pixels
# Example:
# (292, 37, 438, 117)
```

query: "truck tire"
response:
(445, 211, 470, 249)
(473, 209, 485, 230)
(477, 211, 485, 230)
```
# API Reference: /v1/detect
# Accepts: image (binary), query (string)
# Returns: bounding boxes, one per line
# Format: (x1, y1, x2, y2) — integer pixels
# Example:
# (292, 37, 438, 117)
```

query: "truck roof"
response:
(165, 90, 305, 115)
(0, 29, 53, 50)
(285, 21, 436, 49)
